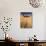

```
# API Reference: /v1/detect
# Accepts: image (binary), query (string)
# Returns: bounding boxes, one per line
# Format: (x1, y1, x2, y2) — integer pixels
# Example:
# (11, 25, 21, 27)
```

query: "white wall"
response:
(0, 0, 46, 40)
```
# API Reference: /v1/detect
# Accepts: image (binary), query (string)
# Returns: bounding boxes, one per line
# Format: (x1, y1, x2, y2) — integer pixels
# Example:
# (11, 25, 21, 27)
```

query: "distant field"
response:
(20, 15, 32, 28)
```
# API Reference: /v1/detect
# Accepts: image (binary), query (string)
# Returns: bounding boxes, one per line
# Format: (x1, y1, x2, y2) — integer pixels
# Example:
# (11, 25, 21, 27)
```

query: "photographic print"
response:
(20, 12, 32, 28)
